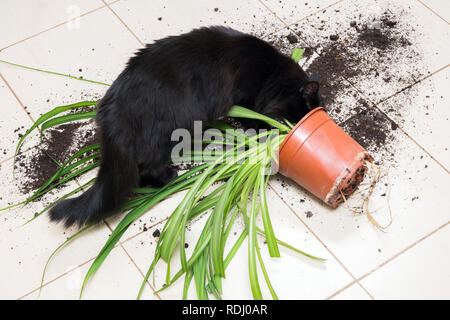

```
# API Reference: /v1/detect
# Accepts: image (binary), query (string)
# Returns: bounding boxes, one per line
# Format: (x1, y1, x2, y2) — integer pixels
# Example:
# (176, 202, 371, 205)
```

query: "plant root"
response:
(340, 161, 392, 231)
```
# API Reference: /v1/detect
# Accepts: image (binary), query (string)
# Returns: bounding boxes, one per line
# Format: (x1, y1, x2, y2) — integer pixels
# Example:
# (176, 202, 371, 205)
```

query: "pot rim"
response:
(279, 106, 325, 155)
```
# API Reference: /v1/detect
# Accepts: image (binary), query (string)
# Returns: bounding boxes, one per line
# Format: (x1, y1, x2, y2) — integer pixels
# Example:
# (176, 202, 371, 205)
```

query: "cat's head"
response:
(299, 80, 322, 109)
(282, 79, 323, 123)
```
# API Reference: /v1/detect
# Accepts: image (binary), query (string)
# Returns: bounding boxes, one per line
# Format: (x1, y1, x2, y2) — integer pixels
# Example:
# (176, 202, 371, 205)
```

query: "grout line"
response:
(0, 145, 38, 165)
(356, 221, 449, 282)
(260, 24, 291, 40)
(396, 126, 449, 174)
(326, 220, 449, 299)
(0, 72, 89, 183)
(17, 256, 96, 300)
(325, 279, 359, 300)
(416, 0, 450, 25)
(15, 209, 169, 299)
(1, 75, 88, 189)
(103, 219, 162, 300)
(376, 64, 450, 105)
(0, 73, 35, 123)
(120, 217, 168, 244)
(258, 0, 344, 29)
(16, 219, 154, 300)
(257, 0, 344, 41)
(256, 0, 289, 27)
(283, 0, 344, 38)
(268, 184, 375, 300)
(101, 0, 145, 47)
(0, 3, 111, 53)
(16, 208, 207, 300)
(119, 243, 162, 300)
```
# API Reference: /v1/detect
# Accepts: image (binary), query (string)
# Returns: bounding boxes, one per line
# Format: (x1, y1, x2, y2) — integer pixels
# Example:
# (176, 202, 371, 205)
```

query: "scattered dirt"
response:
(152, 229, 161, 237)
(15, 152, 59, 194)
(340, 99, 393, 151)
(306, 10, 420, 109)
(264, 6, 425, 156)
(286, 33, 299, 44)
(174, 162, 197, 171)
(45, 122, 96, 163)
(14, 101, 99, 195)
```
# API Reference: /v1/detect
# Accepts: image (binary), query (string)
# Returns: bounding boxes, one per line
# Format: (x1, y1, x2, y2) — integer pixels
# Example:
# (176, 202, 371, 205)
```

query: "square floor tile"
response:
(0, 71, 104, 178)
(105, 190, 189, 243)
(0, 66, 106, 122)
(22, 245, 157, 300)
(109, 0, 285, 43)
(420, 0, 450, 23)
(0, 6, 141, 85)
(0, 0, 104, 50)
(0, 77, 34, 162)
(330, 283, 372, 300)
(360, 224, 450, 299)
(378, 67, 450, 170)
(0, 156, 112, 299)
(260, 0, 341, 25)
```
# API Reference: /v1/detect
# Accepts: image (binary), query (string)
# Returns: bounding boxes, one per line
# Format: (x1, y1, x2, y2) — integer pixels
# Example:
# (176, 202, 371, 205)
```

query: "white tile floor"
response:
(0, 0, 449, 300)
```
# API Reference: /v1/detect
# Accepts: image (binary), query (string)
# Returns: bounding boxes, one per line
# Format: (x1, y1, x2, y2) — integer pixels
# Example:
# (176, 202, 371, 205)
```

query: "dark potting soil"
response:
(305, 13, 418, 108)
(152, 229, 161, 237)
(340, 99, 394, 151)
(15, 119, 98, 195)
(15, 152, 60, 194)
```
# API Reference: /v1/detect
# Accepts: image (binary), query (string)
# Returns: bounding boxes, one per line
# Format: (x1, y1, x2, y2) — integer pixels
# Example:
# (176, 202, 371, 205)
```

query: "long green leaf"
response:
(248, 175, 263, 300)
(210, 176, 235, 278)
(259, 174, 280, 257)
(228, 106, 290, 133)
(14, 100, 98, 160)
(39, 223, 93, 298)
(0, 59, 111, 86)
(291, 48, 305, 63)
(41, 111, 96, 133)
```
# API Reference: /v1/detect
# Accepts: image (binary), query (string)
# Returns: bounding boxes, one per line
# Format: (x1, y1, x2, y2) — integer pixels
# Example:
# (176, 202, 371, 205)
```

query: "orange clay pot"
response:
(278, 107, 373, 208)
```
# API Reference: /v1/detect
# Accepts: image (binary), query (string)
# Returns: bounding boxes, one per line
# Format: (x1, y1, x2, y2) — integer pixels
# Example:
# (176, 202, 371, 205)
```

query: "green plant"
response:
(136, 107, 325, 300)
(2, 47, 326, 299)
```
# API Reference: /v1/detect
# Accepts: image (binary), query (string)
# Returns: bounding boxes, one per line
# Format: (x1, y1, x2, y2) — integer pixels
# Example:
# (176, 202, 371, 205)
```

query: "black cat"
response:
(49, 26, 322, 227)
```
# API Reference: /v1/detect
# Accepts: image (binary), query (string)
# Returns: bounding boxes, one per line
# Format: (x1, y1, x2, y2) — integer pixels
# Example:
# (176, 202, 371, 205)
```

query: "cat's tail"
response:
(49, 136, 138, 228)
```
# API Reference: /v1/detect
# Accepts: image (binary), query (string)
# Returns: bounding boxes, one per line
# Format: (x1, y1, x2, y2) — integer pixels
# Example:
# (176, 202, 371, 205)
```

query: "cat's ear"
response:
(299, 81, 319, 99)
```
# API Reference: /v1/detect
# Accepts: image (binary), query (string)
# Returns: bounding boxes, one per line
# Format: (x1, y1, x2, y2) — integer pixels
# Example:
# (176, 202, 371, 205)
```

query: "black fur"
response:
(49, 26, 321, 228)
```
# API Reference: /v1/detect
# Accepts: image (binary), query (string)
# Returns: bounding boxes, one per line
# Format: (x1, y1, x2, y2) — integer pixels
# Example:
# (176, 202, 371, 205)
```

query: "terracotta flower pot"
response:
(278, 107, 373, 208)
